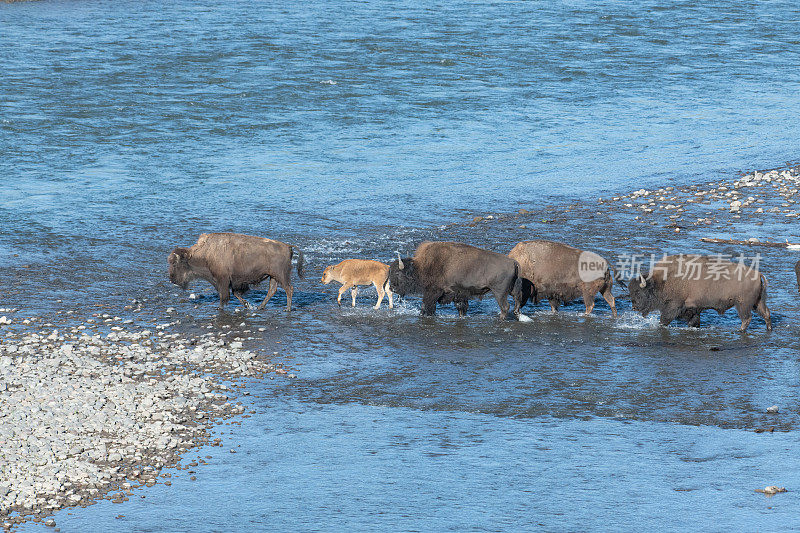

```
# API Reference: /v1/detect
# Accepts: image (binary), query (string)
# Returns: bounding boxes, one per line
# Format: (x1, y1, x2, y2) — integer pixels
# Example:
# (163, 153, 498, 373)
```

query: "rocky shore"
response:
(0, 312, 291, 530)
(600, 167, 800, 230)
(455, 165, 800, 251)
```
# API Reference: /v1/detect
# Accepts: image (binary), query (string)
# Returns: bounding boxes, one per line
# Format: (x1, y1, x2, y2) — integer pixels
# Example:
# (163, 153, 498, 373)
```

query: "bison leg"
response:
(374, 281, 386, 310)
(386, 282, 394, 309)
(491, 290, 510, 319)
(735, 304, 752, 332)
(421, 288, 442, 316)
(681, 309, 701, 328)
(510, 278, 523, 318)
(454, 298, 469, 317)
(233, 292, 253, 310)
(659, 302, 683, 326)
(257, 278, 279, 310)
(336, 283, 353, 306)
(512, 293, 521, 318)
(582, 291, 595, 315)
(216, 283, 231, 310)
(549, 300, 560, 314)
(755, 299, 772, 331)
(284, 283, 293, 311)
(602, 286, 617, 318)
(350, 286, 358, 307)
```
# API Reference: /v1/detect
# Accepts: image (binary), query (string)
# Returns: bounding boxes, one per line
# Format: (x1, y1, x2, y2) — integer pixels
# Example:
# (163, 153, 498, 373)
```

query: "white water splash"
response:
(614, 311, 661, 330)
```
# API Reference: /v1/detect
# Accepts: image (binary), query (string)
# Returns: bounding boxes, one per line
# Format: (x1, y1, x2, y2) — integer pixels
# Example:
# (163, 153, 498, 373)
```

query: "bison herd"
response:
(169, 232, 800, 332)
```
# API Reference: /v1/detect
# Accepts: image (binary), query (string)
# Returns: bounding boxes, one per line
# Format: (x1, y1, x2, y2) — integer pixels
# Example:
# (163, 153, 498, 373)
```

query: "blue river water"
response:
(2, 0, 800, 530)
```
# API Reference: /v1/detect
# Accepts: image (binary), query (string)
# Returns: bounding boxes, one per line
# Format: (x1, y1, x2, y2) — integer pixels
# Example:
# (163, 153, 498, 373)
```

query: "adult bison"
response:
(388, 241, 522, 319)
(628, 254, 771, 331)
(508, 240, 617, 317)
(167, 232, 304, 311)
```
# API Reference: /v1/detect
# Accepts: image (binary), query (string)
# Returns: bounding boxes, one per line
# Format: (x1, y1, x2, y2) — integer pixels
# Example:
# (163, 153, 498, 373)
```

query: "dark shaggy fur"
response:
(388, 241, 522, 319)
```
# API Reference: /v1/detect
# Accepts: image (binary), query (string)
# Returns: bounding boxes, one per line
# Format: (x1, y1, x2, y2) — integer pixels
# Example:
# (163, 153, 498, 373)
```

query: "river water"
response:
(2, 0, 800, 530)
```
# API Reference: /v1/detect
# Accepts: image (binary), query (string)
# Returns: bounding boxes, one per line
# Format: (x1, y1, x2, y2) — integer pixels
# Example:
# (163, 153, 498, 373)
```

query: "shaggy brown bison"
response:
(388, 241, 522, 319)
(322, 259, 393, 309)
(168, 232, 304, 311)
(628, 254, 771, 331)
(508, 240, 616, 317)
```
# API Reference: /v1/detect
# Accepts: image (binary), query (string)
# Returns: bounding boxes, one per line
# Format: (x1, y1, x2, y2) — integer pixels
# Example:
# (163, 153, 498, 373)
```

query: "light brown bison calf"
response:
(322, 259, 393, 309)
(168, 232, 304, 311)
(509, 240, 616, 317)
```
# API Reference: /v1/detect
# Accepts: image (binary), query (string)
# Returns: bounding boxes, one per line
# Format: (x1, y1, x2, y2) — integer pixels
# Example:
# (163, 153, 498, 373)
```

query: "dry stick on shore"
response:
(700, 237, 800, 249)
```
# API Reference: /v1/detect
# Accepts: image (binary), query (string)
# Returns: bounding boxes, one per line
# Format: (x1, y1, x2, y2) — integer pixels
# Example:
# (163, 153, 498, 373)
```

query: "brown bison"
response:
(508, 240, 617, 316)
(388, 241, 522, 319)
(168, 232, 304, 311)
(322, 259, 393, 309)
(628, 254, 771, 331)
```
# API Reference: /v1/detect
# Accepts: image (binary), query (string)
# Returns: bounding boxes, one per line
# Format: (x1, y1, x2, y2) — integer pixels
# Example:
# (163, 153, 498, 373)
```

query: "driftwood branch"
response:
(700, 237, 800, 249)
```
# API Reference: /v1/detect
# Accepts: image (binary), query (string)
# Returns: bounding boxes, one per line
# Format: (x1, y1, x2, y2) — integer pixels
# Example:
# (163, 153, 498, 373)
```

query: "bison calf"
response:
(509, 240, 617, 317)
(628, 254, 771, 331)
(322, 259, 393, 309)
(168, 232, 304, 311)
(388, 241, 522, 319)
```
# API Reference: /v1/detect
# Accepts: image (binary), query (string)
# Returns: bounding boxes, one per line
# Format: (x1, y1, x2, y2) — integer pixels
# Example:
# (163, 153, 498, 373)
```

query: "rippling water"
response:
(3, 0, 800, 530)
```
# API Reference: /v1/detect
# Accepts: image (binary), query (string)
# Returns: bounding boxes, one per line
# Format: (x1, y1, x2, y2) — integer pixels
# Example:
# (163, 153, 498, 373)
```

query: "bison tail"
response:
(606, 266, 630, 299)
(759, 273, 768, 304)
(292, 246, 305, 279)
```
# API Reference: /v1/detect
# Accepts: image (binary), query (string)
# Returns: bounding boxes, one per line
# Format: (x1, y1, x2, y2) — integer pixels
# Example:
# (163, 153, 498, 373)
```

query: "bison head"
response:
(627, 274, 658, 316)
(321, 266, 335, 285)
(167, 247, 193, 289)
(388, 253, 422, 296)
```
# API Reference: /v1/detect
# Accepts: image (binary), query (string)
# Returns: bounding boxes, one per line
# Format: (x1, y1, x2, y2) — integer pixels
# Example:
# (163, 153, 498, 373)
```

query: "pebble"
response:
(756, 486, 787, 495)
(766, 405, 779, 414)
(599, 166, 800, 234)
(0, 321, 290, 524)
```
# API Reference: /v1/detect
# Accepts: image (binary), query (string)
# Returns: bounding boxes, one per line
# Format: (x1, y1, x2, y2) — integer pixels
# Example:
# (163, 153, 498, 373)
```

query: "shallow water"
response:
(3, 0, 800, 530)
(24, 406, 800, 531)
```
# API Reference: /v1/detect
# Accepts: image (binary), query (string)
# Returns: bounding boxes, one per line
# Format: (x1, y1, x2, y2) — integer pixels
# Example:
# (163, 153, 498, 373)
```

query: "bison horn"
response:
(396, 251, 404, 270)
(638, 274, 646, 288)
